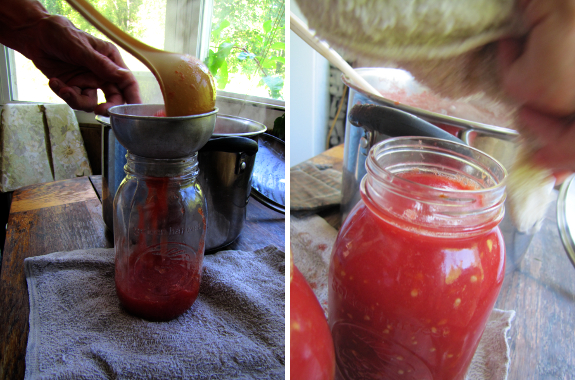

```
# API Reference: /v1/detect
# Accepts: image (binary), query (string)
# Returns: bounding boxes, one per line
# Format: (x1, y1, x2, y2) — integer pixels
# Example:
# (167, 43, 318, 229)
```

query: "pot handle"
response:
(199, 136, 259, 156)
(348, 104, 462, 143)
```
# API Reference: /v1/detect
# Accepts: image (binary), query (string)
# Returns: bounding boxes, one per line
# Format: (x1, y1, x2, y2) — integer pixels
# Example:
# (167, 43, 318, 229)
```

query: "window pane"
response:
(206, 0, 285, 100)
(13, 51, 65, 103)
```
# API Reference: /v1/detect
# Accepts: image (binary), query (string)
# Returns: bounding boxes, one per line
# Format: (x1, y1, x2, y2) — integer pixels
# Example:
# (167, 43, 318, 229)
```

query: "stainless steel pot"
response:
(101, 119, 127, 230)
(342, 69, 532, 275)
(98, 113, 266, 252)
(199, 115, 265, 251)
(251, 133, 286, 213)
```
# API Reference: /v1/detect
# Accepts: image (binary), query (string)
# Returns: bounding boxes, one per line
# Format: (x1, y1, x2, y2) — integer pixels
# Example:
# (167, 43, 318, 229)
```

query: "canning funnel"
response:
(66, 0, 215, 117)
(107, 104, 217, 159)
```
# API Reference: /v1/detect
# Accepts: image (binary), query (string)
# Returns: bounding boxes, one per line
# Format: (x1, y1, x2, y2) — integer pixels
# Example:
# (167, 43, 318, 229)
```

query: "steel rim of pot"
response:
(211, 114, 267, 138)
(342, 68, 519, 141)
(557, 174, 575, 269)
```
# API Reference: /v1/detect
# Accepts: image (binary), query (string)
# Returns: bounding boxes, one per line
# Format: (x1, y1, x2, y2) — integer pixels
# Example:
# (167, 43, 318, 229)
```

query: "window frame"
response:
(0, 46, 16, 104)
(164, 0, 212, 59)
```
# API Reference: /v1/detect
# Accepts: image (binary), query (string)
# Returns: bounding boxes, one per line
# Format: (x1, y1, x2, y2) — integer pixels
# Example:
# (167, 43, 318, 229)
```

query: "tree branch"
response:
(233, 46, 268, 77)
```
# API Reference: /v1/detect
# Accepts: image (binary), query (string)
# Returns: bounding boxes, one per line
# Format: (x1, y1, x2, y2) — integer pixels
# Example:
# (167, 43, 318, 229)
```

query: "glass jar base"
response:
(116, 283, 200, 321)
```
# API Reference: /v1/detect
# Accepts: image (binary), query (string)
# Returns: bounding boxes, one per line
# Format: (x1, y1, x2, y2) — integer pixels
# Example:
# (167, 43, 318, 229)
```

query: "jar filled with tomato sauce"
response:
(114, 152, 206, 321)
(329, 137, 507, 379)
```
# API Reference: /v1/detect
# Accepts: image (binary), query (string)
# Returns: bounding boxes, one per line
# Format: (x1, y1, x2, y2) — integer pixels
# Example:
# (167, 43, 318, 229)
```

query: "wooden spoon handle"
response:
(290, 13, 380, 96)
(65, 0, 160, 60)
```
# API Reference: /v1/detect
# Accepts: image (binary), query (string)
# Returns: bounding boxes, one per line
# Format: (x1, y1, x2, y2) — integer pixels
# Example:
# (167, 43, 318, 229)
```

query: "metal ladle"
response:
(66, 0, 216, 117)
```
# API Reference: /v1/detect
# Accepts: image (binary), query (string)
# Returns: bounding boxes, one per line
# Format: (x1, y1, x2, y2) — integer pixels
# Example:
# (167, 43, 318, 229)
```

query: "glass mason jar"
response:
(329, 137, 507, 380)
(114, 152, 206, 321)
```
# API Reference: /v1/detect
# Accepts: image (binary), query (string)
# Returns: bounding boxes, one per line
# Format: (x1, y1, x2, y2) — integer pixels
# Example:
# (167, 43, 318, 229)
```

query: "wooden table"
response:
(296, 144, 575, 379)
(0, 176, 285, 380)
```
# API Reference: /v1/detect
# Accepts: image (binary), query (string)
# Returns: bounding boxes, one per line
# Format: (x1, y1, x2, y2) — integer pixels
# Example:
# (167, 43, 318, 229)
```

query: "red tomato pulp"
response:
(291, 262, 335, 380)
(115, 177, 202, 321)
(329, 171, 505, 380)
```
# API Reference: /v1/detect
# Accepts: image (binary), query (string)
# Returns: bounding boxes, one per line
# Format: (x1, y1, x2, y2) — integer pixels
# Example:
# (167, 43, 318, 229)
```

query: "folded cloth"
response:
(291, 215, 515, 380)
(24, 245, 285, 380)
(0, 104, 54, 191)
(43, 104, 92, 180)
(290, 161, 342, 211)
(0, 104, 92, 192)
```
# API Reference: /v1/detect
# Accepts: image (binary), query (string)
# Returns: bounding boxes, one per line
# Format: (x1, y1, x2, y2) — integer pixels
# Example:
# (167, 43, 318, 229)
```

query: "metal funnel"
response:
(108, 104, 217, 158)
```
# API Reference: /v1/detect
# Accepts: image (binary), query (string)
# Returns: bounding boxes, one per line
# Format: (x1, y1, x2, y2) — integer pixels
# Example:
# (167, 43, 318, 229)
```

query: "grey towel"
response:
(24, 245, 285, 380)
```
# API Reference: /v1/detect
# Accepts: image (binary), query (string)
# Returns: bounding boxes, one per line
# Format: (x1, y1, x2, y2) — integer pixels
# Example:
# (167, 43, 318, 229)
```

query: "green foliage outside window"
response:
(204, 0, 285, 100)
(42, 0, 145, 40)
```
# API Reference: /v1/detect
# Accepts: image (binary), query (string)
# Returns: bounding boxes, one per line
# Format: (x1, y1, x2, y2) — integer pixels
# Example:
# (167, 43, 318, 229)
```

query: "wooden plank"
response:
(89, 175, 103, 202)
(307, 144, 344, 172)
(10, 177, 98, 213)
(222, 198, 285, 253)
(0, 181, 112, 380)
(0, 192, 12, 256)
(320, 144, 344, 160)
(496, 200, 575, 378)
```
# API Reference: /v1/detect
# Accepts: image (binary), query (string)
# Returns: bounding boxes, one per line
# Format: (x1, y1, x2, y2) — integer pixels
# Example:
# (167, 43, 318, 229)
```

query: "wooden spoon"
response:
(66, 0, 216, 117)
(290, 13, 380, 96)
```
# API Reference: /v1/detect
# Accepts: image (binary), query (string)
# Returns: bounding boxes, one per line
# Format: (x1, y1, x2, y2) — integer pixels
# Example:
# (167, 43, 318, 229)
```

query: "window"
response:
(0, 0, 285, 120)
(206, 0, 285, 100)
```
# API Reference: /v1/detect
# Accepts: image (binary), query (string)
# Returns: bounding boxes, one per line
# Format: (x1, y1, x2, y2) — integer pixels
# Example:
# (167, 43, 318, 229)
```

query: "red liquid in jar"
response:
(115, 253, 200, 321)
(329, 171, 505, 380)
(399, 171, 478, 191)
(115, 177, 202, 321)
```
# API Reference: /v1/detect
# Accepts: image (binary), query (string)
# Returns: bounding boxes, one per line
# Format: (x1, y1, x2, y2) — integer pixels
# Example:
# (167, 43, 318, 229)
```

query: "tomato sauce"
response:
(115, 257, 200, 321)
(329, 172, 505, 380)
(399, 171, 479, 191)
(115, 177, 202, 321)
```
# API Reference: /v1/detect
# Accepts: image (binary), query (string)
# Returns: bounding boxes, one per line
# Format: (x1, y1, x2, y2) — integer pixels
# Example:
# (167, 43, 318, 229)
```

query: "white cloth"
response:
(291, 215, 515, 380)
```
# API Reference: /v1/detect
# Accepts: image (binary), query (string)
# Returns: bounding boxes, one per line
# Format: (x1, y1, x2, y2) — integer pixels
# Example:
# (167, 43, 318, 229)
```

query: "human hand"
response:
(497, 0, 575, 176)
(5, 14, 141, 115)
(516, 107, 575, 176)
(498, 0, 575, 117)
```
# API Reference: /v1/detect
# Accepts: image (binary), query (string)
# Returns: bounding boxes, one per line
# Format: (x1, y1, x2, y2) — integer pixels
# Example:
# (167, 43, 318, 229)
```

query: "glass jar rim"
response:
(362, 137, 508, 234)
(366, 137, 507, 197)
(125, 152, 199, 178)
